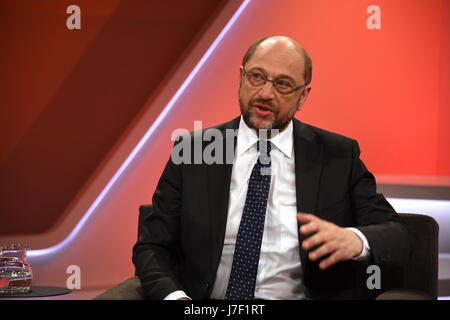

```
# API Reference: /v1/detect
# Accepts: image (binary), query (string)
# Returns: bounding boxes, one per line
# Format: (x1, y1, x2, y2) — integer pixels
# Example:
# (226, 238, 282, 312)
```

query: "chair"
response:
(375, 213, 439, 300)
(94, 205, 439, 300)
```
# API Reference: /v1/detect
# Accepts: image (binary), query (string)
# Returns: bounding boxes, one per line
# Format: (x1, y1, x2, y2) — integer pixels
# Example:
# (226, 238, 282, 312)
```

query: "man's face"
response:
(238, 40, 310, 132)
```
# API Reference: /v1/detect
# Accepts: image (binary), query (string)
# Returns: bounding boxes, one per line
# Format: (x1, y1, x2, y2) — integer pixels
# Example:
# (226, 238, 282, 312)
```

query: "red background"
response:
(0, 0, 448, 291)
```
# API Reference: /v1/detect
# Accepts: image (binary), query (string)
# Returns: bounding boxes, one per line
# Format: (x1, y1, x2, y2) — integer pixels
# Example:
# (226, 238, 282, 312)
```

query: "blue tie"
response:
(225, 140, 272, 300)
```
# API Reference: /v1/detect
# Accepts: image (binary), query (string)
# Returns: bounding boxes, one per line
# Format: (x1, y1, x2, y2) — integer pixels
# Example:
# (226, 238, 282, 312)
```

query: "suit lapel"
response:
(292, 119, 324, 264)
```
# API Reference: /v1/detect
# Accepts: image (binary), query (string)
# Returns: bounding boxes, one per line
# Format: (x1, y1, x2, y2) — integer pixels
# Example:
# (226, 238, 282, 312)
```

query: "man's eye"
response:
(250, 72, 264, 79)
(276, 79, 293, 88)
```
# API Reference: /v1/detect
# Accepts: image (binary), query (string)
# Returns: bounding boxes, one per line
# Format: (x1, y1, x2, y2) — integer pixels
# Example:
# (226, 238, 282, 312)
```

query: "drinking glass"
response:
(0, 244, 33, 294)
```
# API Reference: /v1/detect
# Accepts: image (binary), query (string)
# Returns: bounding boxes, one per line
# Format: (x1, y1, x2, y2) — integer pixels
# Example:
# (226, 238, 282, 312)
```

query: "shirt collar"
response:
(236, 116, 294, 158)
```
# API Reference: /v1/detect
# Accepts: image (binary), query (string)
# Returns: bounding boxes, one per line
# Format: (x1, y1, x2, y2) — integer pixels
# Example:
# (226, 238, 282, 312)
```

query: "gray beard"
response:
(241, 105, 293, 134)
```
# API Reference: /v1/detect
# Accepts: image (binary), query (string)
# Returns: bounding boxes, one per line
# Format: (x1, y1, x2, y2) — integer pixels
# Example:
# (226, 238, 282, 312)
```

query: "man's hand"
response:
(297, 212, 363, 270)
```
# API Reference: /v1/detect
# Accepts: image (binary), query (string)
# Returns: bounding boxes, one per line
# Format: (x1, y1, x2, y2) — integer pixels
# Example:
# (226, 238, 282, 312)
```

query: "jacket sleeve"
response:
(349, 140, 413, 266)
(132, 151, 185, 299)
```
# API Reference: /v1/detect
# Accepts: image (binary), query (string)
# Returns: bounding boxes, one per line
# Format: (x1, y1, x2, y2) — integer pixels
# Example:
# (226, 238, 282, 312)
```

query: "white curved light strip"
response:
(387, 197, 450, 224)
(387, 197, 450, 255)
(28, 0, 252, 258)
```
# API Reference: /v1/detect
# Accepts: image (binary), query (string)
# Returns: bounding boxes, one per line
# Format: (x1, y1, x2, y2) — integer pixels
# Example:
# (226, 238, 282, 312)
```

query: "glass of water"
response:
(0, 244, 33, 294)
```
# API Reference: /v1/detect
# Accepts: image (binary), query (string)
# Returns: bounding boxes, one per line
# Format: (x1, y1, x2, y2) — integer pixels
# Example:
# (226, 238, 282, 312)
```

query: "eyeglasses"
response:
(242, 68, 306, 94)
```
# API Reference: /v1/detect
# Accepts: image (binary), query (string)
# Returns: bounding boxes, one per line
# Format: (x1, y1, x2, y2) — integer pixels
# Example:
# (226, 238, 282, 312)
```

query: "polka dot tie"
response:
(224, 140, 272, 300)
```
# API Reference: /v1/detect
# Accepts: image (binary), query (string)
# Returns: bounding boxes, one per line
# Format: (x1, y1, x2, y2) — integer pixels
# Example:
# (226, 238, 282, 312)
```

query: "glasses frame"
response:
(242, 68, 306, 94)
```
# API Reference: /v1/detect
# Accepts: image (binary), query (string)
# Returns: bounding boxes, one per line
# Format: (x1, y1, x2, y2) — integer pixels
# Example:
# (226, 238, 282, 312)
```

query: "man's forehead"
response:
(247, 39, 305, 79)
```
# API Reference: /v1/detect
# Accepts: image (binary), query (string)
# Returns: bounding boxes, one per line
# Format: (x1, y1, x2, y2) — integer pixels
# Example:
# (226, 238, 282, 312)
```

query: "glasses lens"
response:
(246, 72, 265, 86)
(245, 70, 297, 94)
(274, 79, 294, 94)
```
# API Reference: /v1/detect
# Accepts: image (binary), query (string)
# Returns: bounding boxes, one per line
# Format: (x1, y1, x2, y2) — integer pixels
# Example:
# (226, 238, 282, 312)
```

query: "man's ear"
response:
(300, 86, 312, 105)
(297, 86, 312, 110)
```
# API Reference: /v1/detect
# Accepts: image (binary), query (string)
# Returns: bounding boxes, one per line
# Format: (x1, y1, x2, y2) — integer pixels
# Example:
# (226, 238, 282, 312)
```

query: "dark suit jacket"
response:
(132, 116, 412, 300)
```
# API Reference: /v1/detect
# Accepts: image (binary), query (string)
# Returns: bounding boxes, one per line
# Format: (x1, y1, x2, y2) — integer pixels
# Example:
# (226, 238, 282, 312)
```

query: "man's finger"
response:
(308, 241, 337, 261)
(302, 231, 329, 250)
(299, 221, 319, 235)
(297, 212, 316, 223)
(319, 251, 342, 270)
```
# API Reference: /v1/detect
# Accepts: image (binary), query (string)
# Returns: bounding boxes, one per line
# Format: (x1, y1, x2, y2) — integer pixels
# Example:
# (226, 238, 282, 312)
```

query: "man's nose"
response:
(257, 80, 276, 99)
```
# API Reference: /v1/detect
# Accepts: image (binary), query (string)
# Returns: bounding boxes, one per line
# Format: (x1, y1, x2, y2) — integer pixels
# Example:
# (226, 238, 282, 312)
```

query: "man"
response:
(132, 36, 412, 300)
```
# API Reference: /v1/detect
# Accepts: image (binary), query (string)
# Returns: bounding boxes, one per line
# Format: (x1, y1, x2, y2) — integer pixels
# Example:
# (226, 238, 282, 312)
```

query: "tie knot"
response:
(257, 140, 271, 173)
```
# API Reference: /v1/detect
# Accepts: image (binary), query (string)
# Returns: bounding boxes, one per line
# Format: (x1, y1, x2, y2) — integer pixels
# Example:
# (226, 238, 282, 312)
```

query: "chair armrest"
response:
(94, 276, 144, 300)
(375, 289, 433, 300)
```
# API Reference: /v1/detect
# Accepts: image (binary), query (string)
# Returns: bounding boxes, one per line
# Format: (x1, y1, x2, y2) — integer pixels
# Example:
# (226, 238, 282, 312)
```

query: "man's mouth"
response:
(253, 104, 273, 117)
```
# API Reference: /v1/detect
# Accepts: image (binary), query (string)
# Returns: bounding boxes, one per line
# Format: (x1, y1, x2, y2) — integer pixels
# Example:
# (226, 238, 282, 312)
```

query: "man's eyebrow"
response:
(276, 73, 296, 81)
(248, 67, 297, 82)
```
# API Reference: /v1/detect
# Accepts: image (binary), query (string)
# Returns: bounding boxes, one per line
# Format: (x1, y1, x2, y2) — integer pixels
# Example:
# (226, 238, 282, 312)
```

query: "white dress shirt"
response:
(166, 117, 370, 300)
